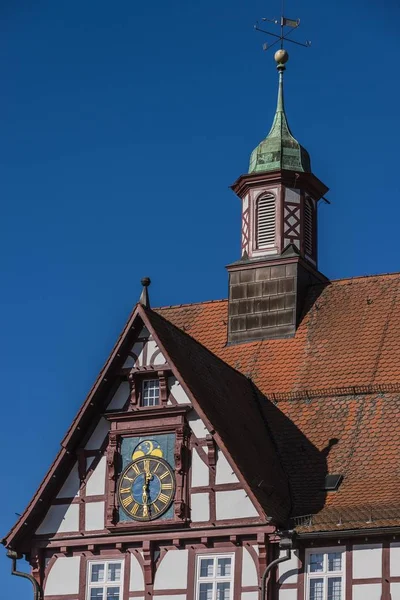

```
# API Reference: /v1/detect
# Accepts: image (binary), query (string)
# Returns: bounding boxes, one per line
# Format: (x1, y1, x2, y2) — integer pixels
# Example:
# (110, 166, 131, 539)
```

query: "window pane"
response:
(310, 554, 324, 573)
(90, 588, 104, 600)
(217, 558, 232, 577)
(310, 579, 324, 600)
(200, 558, 214, 578)
(91, 564, 105, 583)
(217, 582, 230, 600)
(199, 582, 213, 600)
(108, 563, 121, 582)
(142, 380, 160, 407)
(328, 578, 341, 600)
(328, 553, 342, 572)
(106, 587, 120, 600)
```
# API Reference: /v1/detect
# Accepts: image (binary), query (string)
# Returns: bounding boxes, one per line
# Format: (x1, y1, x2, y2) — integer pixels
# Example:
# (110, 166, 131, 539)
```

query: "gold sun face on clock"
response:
(117, 456, 175, 521)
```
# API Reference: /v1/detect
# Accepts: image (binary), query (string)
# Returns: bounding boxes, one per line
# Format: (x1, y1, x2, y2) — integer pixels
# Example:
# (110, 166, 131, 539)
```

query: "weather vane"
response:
(254, 0, 311, 53)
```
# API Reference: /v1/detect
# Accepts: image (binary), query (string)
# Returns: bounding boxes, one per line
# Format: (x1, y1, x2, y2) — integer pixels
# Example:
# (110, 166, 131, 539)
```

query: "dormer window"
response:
(256, 193, 276, 249)
(142, 379, 160, 407)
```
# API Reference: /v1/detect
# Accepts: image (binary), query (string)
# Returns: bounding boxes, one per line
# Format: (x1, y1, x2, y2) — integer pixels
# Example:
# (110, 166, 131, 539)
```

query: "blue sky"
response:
(0, 0, 399, 595)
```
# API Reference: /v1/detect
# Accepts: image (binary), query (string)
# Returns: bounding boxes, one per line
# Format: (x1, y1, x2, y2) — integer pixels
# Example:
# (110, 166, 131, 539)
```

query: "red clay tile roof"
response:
(156, 273, 400, 532)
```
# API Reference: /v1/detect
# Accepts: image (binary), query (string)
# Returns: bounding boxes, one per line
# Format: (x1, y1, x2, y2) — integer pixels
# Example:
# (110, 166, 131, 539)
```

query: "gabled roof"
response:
(5, 272, 400, 547)
(3, 304, 289, 551)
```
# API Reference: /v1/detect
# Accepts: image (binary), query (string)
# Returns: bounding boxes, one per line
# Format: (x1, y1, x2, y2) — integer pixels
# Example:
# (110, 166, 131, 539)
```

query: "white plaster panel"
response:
(353, 544, 382, 579)
(215, 490, 259, 520)
(278, 589, 297, 600)
(191, 448, 209, 487)
(85, 417, 109, 450)
(278, 549, 299, 584)
(57, 463, 80, 498)
(168, 376, 191, 404)
(86, 456, 106, 496)
(191, 493, 210, 522)
(242, 547, 258, 587)
(107, 382, 130, 411)
(129, 554, 145, 592)
(353, 584, 381, 600)
(390, 542, 400, 576)
(85, 501, 105, 531)
(391, 583, 400, 600)
(152, 350, 166, 365)
(242, 593, 258, 600)
(215, 449, 239, 484)
(286, 188, 301, 204)
(243, 194, 249, 212)
(154, 550, 189, 590)
(187, 410, 209, 438)
(36, 504, 79, 534)
(155, 596, 185, 600)
(44, 556, 80, 595)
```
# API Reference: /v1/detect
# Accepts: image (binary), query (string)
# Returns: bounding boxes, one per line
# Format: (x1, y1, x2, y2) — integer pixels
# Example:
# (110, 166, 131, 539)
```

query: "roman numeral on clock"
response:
(158, 492, 170, 504)
(132, 463, 141, 475)
(122, 495, 134, 508)
(130, 503, 139, 516)
(161, 483, 173, 490)
(159, 471, 169, 480)
(120, 487, 131, 494)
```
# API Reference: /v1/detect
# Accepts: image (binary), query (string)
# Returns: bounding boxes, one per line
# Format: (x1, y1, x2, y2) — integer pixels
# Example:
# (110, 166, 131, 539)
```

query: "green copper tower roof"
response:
(249, 49, 311, 174)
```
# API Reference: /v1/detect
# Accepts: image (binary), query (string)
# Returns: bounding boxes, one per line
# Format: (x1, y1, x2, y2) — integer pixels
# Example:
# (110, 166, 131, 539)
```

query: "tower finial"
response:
(139, 277, 151, 309)
(274, 48, 289, 114)
(249, 14, 311, 175)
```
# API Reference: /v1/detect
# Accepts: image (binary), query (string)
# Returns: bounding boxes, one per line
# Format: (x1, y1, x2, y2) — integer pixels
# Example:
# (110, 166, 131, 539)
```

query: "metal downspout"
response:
(7, 549, 42, 600)
(261, 532, 295, 600)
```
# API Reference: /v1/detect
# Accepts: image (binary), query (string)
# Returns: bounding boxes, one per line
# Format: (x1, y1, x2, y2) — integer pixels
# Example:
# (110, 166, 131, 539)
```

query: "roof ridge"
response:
(329, 271, 400, 284)
(154, 298, 227, 310)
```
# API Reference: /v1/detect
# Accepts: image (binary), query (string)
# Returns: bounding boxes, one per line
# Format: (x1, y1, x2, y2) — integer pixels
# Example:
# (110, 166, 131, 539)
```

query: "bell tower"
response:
(227, 48, 329, 344)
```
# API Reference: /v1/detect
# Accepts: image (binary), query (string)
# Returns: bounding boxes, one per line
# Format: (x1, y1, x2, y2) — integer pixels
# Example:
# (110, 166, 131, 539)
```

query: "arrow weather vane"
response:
(254, 0, 311, 52)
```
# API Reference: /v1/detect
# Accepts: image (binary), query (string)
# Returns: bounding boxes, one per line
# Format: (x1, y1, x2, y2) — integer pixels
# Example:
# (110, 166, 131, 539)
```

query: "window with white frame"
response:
(87, 560, 124, 600)
(306, 548, 345, 600)
(141, 379, 160, 407)
(196, 554, 234, 600)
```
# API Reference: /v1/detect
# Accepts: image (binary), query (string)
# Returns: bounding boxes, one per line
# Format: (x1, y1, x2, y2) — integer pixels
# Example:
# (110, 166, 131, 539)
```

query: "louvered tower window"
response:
(304, 198, 313, 256)
(256, 194, 276, 249)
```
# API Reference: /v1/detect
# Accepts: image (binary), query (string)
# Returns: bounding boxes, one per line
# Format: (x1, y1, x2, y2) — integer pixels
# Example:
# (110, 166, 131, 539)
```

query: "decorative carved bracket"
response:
(106, 434, 119, 526)
(174, 424, 191, 521)
(128, 372, 138, 409)
(158, 371, 168, 405)
(142, 541, 154, 588)
(258, 533, 267, 575)
(206, 434, 217, 469)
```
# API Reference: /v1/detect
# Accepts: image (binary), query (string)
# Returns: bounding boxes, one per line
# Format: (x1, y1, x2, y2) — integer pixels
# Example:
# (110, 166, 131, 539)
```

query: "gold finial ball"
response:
(274, 49, 289, 65)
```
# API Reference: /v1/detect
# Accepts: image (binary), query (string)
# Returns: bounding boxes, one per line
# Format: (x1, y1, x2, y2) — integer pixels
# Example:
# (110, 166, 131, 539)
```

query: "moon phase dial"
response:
(117, 456, 175, 522)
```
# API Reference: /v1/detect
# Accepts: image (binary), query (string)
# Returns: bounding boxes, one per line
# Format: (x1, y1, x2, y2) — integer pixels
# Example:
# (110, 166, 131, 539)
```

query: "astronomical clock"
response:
(117, 439, 175, 522)
(105, 407, 190, 528)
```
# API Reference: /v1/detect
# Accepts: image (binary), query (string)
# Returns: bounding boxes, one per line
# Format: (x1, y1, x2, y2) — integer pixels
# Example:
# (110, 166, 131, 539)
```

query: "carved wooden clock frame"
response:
(105, 405, 191, 531)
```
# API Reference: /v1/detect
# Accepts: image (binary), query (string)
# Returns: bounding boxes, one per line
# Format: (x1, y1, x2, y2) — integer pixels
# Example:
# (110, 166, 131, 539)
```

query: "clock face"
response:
(117, 456, 175, 521)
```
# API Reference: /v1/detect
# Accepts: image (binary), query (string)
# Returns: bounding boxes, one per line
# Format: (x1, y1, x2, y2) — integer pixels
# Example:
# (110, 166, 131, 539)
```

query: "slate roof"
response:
(156, 273, 400, 532)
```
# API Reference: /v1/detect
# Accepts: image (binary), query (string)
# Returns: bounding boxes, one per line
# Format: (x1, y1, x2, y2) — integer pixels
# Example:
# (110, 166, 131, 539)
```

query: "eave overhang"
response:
(231, 169, 329, 201)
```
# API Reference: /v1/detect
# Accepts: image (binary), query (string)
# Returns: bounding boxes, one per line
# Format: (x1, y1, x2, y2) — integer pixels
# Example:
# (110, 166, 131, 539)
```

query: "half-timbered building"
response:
(4, 47, 400, 600)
